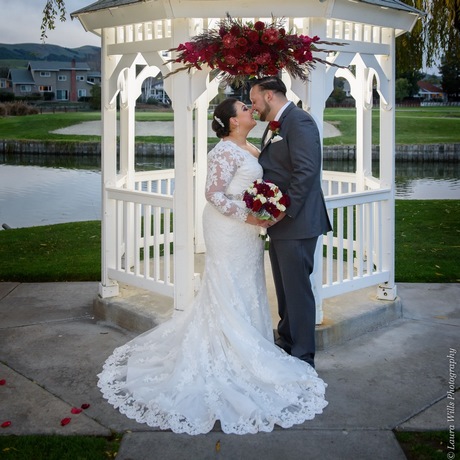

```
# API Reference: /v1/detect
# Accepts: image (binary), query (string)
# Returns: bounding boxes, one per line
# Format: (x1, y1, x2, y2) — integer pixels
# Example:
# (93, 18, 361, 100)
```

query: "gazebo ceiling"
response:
(72, 0, 422, 37)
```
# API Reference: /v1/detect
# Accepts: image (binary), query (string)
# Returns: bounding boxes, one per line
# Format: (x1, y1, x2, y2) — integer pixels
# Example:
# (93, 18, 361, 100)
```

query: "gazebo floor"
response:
(94, 253, 401, 350)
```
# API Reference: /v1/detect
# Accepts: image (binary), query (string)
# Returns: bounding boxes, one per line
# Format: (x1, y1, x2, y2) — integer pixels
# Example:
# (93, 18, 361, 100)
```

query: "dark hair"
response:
(211, 98, 238, 138)
(250, 76, 287, 96)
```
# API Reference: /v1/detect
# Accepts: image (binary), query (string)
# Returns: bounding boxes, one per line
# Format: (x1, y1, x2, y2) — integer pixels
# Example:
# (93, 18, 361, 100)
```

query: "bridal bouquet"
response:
(243, 179, 290, 221)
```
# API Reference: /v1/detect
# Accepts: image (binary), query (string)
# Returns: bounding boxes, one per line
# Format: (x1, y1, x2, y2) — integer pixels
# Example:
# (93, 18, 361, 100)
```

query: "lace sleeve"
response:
(205, 144, 249, 222)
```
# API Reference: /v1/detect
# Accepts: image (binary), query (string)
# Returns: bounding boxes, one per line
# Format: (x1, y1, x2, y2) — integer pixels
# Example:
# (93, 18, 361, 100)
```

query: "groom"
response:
(249, 77, 332, 369)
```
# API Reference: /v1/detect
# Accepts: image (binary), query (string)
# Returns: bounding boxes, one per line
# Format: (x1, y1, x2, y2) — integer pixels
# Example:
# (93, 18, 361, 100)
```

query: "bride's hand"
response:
(246, 213, 265, 226)
(245, 214, 274, 228)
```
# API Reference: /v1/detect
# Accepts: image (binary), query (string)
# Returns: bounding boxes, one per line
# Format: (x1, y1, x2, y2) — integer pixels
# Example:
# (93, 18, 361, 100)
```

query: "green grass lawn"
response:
(0, 200, 458, 283)
(323, 106, 460, 145)
(1, 106, 460, 145)
(0, 434, 120, 460)
(395, 430, 459, 460)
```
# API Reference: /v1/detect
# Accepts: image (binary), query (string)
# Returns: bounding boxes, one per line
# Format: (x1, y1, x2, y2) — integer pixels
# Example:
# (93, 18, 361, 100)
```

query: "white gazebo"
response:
(72, 0, 421, 323)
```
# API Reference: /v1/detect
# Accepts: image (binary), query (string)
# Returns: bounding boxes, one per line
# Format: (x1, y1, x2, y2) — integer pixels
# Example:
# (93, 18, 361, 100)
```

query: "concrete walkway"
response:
(0, 281, 458, 459)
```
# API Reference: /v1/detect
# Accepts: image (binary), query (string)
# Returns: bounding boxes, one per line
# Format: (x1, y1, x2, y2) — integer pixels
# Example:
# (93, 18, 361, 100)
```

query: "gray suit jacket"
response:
(259, 102, 332, 239)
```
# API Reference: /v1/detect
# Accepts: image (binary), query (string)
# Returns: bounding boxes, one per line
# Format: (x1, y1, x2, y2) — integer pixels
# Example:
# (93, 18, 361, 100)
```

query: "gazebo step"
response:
(94, 253, 401, 350)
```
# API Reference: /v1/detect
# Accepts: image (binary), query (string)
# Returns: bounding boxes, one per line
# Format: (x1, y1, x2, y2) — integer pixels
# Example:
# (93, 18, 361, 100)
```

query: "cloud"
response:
(1, 0, 100, 48)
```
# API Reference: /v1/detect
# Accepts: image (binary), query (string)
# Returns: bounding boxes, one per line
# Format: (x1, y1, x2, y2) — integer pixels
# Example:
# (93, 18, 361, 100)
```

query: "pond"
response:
(0, 156, 458, 229)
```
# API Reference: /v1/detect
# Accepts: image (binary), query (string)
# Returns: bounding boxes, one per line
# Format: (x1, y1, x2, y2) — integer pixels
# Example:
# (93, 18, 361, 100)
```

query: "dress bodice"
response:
(205, 140, 263, 222)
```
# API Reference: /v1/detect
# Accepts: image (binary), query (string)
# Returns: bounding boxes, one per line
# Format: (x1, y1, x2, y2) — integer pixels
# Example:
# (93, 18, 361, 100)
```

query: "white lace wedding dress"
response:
(98, 140, 328, 435)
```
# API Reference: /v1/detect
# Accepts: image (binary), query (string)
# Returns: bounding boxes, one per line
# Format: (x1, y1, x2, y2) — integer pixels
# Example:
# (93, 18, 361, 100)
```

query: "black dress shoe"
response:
(275, 338, 292, 354)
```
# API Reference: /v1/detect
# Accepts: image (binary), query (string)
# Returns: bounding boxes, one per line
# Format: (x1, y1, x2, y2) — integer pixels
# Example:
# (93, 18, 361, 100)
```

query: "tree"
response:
(397, 0, 460, 73)
(440, 44, 460, 100)
(395, 78, 410, 102)
(41, 0, 66, 42)
(396, 69, 425, 97)
(90, 83, 102, 110)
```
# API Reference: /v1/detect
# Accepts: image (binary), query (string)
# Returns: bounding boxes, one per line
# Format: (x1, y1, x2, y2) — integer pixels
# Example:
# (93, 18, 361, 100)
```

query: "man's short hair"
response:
(251, 76, 287, 96)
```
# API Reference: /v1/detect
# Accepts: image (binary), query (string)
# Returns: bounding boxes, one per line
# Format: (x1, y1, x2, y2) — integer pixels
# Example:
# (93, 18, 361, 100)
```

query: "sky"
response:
(1, 0, 100, 48)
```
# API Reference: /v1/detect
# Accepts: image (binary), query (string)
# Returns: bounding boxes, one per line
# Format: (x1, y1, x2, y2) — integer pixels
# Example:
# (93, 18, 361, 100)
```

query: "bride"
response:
(97, 98, 328, 435)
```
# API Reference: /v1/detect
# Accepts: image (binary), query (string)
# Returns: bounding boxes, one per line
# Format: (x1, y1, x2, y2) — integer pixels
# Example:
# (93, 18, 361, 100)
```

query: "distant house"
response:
(8, 69, 37, 95)
(0, 76, 8, 90)
(7, 60, 101, 101)
(417, 81, 446, 102)
(141, 77, 170, 105)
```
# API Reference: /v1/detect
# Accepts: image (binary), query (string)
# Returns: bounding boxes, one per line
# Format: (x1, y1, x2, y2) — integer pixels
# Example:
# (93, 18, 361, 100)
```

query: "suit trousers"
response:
(269, 236, 318, 367)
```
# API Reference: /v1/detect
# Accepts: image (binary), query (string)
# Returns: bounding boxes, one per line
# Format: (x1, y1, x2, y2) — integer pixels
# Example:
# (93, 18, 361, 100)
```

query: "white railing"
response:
(104, 168, 392, 301)
(105, 169, 175, 296)
(322, 170, 392, 298)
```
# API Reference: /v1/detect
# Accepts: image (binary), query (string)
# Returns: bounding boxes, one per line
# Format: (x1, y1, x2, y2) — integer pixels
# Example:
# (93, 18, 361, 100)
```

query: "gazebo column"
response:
(193, 88, 209, 255)
(377, 29, 397, 301)
(172, 19, 196, 310)
(194, 76, 219, 255)
(99, 27, 120, 298)
(355, 58, 373, 192)
(119, 64, 137, 269)
(301, 17, 328, 325)
(353, 58, 373, 274)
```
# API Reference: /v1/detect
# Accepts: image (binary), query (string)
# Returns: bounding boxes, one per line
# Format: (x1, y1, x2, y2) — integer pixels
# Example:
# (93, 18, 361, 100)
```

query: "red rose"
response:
(237, 37, 248, 47)
(266, 65, 280, 75)
(255, 53, 271, 65)
(246, 30, 259, 42)
(230, 24, 240, 36)
(243, 63, 258, 74)
(261, 29, 279, 45)
(222, 33, 237, 48)
(224, 55, 238, 66)
(280, 196, 289, 208)
(254, 21, 265, 31)
(243, 194, 254, 209)
(269, 121, 281, 132)
(252, 199, 263, 212)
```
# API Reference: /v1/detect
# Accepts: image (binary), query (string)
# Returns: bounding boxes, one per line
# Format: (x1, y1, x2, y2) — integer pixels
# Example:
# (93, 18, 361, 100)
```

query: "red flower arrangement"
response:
(166, 14, 339, 86)
(243, 179, 290, 221)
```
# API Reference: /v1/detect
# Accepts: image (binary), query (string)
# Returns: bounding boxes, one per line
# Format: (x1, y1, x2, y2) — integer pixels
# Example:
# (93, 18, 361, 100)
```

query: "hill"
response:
(0, 43, 100, 70)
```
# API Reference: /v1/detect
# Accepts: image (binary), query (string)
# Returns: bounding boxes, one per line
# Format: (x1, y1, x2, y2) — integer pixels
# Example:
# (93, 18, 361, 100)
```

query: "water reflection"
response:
(0, 155, 458, 229)
(323, 160, 460, 199)
(0, 152, 174, 171)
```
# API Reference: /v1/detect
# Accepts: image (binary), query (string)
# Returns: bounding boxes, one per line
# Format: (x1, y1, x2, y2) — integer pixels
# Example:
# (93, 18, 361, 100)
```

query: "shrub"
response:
(0, 91, 15, 102)
(2, 101, 39, 116)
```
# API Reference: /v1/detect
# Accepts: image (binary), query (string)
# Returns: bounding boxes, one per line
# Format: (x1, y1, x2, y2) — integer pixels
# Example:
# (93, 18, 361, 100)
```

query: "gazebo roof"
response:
(72, 0, 421, 18)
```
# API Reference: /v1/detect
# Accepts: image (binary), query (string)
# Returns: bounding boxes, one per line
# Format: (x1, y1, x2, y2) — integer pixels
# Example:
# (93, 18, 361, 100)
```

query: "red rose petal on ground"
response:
(81, 403, 90, 410)
(1, 421, 12, 428)
(0, 379, 6, 385)
(60, 417, 71, 426)
(71, 407, 83, 414)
